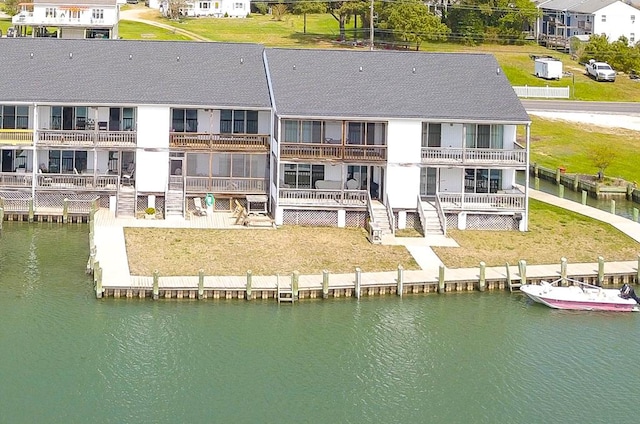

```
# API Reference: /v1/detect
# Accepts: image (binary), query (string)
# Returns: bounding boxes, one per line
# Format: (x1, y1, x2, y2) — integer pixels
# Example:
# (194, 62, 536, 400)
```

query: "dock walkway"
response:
(91, 189, 640, 299)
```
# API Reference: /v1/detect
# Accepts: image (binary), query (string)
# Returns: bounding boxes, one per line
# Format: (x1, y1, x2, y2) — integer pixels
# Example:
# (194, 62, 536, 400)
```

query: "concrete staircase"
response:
(370, 200, 393, 237)
(165, 189, 184, 218)
(420, 201, 444, 236)
(116, 188, 135, 218)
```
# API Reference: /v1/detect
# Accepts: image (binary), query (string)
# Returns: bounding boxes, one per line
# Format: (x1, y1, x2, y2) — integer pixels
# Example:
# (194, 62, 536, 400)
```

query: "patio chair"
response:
(193, 197, 207, 216)
(122, 163, 135, 185)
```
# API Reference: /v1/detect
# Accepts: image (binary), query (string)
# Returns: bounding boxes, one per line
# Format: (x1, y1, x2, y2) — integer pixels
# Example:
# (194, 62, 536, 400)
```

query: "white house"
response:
(537, 0, 640, 46)
(158, 0, 250, 18)
(0, 39, 531, 238)
(11, 0, 124, 39)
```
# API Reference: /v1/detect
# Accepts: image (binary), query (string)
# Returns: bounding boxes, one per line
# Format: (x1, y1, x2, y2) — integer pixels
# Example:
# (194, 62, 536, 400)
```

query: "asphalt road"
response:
(522, 100, 640, 115)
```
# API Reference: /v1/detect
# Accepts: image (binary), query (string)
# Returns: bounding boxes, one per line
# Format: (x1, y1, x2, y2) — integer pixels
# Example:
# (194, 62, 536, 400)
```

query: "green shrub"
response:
(145, 207, 156, 215)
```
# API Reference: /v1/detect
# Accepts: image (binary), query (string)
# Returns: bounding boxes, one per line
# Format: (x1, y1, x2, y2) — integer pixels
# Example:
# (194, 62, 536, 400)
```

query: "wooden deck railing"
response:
(185, 176, 267, 193)
(0, 129, 34, 145)
(280, 143, 387, 161)
(437, 191, 525, 211)
(0, 172, 33, 187)
(421, 147, 526, 165)
(36, 173, 119, 190)
(37, 130, 137, 147)
(278, 188, 367, 207)
(170, 133, 269, 150)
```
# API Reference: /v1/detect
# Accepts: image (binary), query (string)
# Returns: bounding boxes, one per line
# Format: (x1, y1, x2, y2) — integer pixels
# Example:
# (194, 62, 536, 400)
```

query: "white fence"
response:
(512, 85, 570, 99)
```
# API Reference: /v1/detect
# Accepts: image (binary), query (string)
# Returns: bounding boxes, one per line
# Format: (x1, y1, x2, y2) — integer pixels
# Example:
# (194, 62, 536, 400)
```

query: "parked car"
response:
(6, 27, 16, 38)
(585, 59, 616, 82)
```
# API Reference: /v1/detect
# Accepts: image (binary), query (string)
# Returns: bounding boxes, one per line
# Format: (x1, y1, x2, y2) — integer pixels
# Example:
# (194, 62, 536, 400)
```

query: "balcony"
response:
(278, 188, 368, 208)
(170, 133, 269, 151)
(0, 129, 34, 146)
(0, 172, 34, 188)
(37, 130, 136, 148)
(421, 144, 526, 166)
(185, 176, 267, 194)
(437, 190, 525, 212)
(36, 173, 120, 190)
(280, 143, 387, 162)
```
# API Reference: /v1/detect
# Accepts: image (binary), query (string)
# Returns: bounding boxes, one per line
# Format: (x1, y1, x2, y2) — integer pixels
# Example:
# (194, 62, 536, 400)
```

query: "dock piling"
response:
(634, 208, 639, 223)
(322, 270, 329, 299)
(611, 199, 616, 215)
(354, 268, 361, 299)
(62, 198, 69, 223)
(438, 265, 445, 294)
(534, 177, 540, 190)
(152, 270, 159, 300)
(560, 257, 567, 286)
(246, 270, 252, 300)
(0, 207, 3, 232)
(558, 184, 564, 199)
(518, 260, 527, 286)
(582, 190, 587, 205)
(479, 262, 486, 292)
(292, 271, 299, 300)
(637, 255, 640, 284)
(396, 265, 404, 297)
(198, 269, 204, 299)
(28, 199, 34, 223)
(597, 256, 605, 286)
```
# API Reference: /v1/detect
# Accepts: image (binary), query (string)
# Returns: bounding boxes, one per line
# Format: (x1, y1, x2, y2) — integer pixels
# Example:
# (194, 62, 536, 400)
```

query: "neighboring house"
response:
(158, 0, 250, 18)
(536, 0, 640, 47)
(11, 0, 124, 39)
(0, 38, 531, 236)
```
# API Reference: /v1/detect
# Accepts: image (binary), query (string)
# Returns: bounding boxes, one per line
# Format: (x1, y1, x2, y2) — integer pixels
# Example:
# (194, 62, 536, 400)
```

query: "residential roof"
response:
(264, 48, 529, 123)
(33, 0, 118, 6)
(538, 0, 623, 14)
(0, 39, 271, 109)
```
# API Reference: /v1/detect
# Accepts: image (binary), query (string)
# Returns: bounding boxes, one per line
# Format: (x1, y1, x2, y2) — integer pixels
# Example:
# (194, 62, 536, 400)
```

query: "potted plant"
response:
(144, 207, 156, 220)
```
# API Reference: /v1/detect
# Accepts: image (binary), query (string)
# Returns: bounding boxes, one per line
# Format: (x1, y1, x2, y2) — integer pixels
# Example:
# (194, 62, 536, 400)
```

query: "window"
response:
(631, 15, 635, 21)
(210, 153, 267, 178)
(601, 15, 606, 22)
(283, 164, 324, 189)
(422, 123, 441, 147)
(47, 150, 88, 173)
(45, 8, 56, 18)
(464, 169, 503, 194)
(465, 124, 503, 149)
(631, 33, 635, 43)
(234, 2, 244, 9)
(1, 106, 29, 129)
(172, 109, 197, 132)
(200, 1, 210, 9)
(282, 120, 323, 143)
(347, 121, 386, 145)
(214, 2, 220, 8)
(220, 110, 258, 134)
(92, 9, 104, 19)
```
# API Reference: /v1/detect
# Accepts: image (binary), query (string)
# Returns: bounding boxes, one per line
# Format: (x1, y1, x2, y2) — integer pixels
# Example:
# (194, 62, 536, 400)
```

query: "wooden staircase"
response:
(116, 188, 136, 218)
(165, 189, 184, 218)
(420, 201, 444, 236)
(370, 200, 393, 236)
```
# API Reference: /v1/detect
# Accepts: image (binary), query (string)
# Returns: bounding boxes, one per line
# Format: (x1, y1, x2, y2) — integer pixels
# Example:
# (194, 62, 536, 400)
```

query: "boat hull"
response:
(521, 284, 638, 312)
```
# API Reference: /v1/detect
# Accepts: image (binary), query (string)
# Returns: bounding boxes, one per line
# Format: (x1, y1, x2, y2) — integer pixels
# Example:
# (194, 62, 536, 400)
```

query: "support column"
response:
(322, 270, 329, 299)
(479, 262, 486, 292)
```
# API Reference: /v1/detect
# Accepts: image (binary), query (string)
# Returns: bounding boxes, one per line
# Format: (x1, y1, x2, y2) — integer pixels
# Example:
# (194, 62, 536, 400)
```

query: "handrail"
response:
(384, 192, 395, 236)
(434, 194, 447, 237)
(416, 195, 428, 238)
(366, 191, 381, 243)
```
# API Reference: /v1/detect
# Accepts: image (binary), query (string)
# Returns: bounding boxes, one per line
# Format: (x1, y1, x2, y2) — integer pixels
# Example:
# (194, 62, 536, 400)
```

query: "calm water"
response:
(1, 223, 640, 423)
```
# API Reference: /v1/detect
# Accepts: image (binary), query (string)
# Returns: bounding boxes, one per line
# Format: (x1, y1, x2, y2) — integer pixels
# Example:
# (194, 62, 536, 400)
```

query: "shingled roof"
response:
(537, 0, 620, 14)
(0, 38, 271, 109)
(264, 48, 529, 123)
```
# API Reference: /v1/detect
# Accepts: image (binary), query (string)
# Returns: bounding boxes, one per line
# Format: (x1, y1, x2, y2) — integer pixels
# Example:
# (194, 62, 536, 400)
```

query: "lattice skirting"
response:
(446, 213, 458, 229)
(466, 214, 519, 231)
(345, 211, 366, 227)
(136, 195, 166, 216)
(283, 210, 339, 226)
(405, 212, 421, 230)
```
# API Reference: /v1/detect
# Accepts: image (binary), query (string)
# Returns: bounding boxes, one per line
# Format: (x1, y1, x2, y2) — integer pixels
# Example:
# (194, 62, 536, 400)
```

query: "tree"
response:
(272, 2, 289, 22)
(2, 0, 20, 16)
(292, 1, 326, 33)
(589, 144, 618, 181)
(327, 1, 368, 42)
(386, 0, 450, 50)
(165, 0, 187, 20)
(580, 34, 640, 73)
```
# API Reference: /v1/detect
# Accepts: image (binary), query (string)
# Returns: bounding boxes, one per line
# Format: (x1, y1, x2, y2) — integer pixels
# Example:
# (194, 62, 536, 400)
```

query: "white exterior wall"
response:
(136, 105, 170, 192)
(38, 106, 51, 129)
(60, 27, 86, 39)
(593, 2, 639, 43)
(503, 125, 516, 149)
(258, 110, 270, 134)
(13, 5, 119, 29)
(440, 123, 463, 148)
(386, 119, 421, 208)
(323, 164, 343, 182)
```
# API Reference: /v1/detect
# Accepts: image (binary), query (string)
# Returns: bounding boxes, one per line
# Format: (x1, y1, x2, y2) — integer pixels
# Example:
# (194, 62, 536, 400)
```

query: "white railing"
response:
(37, 173, 119, 190)
(278, 189, 367, 207)
(512, 85, 570, 99)
(434, 194, 447, 237)
(416, 195, 427, 237)
(0, 172, 33, 187)
(185, 177, 267, 193)
(0, 195, 32, 212)
(437, 191, 526, 211)
(421, 147, 526, 165)
(366, 191, 382, 243)
(384, 192, 395, 235)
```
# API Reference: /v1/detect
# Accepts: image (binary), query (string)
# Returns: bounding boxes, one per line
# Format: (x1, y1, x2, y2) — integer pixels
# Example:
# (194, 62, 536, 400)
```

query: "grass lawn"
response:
(432, 199, 640, 268)
(118, 20, 192, 41)
(125, 199, 639, 276)
(0, 17, 11, 34)
(523, 116, 640, 183)
(124, 226, 419, 276)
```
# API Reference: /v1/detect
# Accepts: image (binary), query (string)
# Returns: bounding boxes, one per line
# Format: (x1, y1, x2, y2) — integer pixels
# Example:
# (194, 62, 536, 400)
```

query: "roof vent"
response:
(129, 54, 132, 60)
(359, 66, 363, 72)
(293, 65, 296, 70)
(496, 68, 500, 75)
(240, 57, 244, 64)
(30, 53, 34, 59)
(412, 67, 416, 74)
(69, 52, 73, 59)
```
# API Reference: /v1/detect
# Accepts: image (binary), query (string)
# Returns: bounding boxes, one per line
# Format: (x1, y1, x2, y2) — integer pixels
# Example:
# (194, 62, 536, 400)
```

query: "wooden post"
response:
(518, 260, 527, 286)
(479, 261, 486, 292)
(534, 177, 540, 191)
(627, 184, 634, 200)
(95, 265, 103, 299)
(581, 190, 587, 205)
(63, 198, 69, 223)
(560, 257, 567, 286)
(246, 270, 253, 300)
(396, 265, 404, 297)
(573, 174, 579, 191)
(198, 269, 204, 299)
(610, 199, 616, 215)
(555, 168, 561, 184)
(354, 267, 361, 299)
(558, 184, 564, 199)
(0, 207, 3, 232)
(634, 208, 639, 223)
(322, 270, 329, 299)
(292, 270, 299, 299)
(505, 262, 512, 291)
(28, 199, 34, 223)
(533, 163, 539, 177)
(152, 270, 159, 300)
(87, 246, 96, 273)
(438, 265, 445, 294)
(597, 256, 605, 286)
